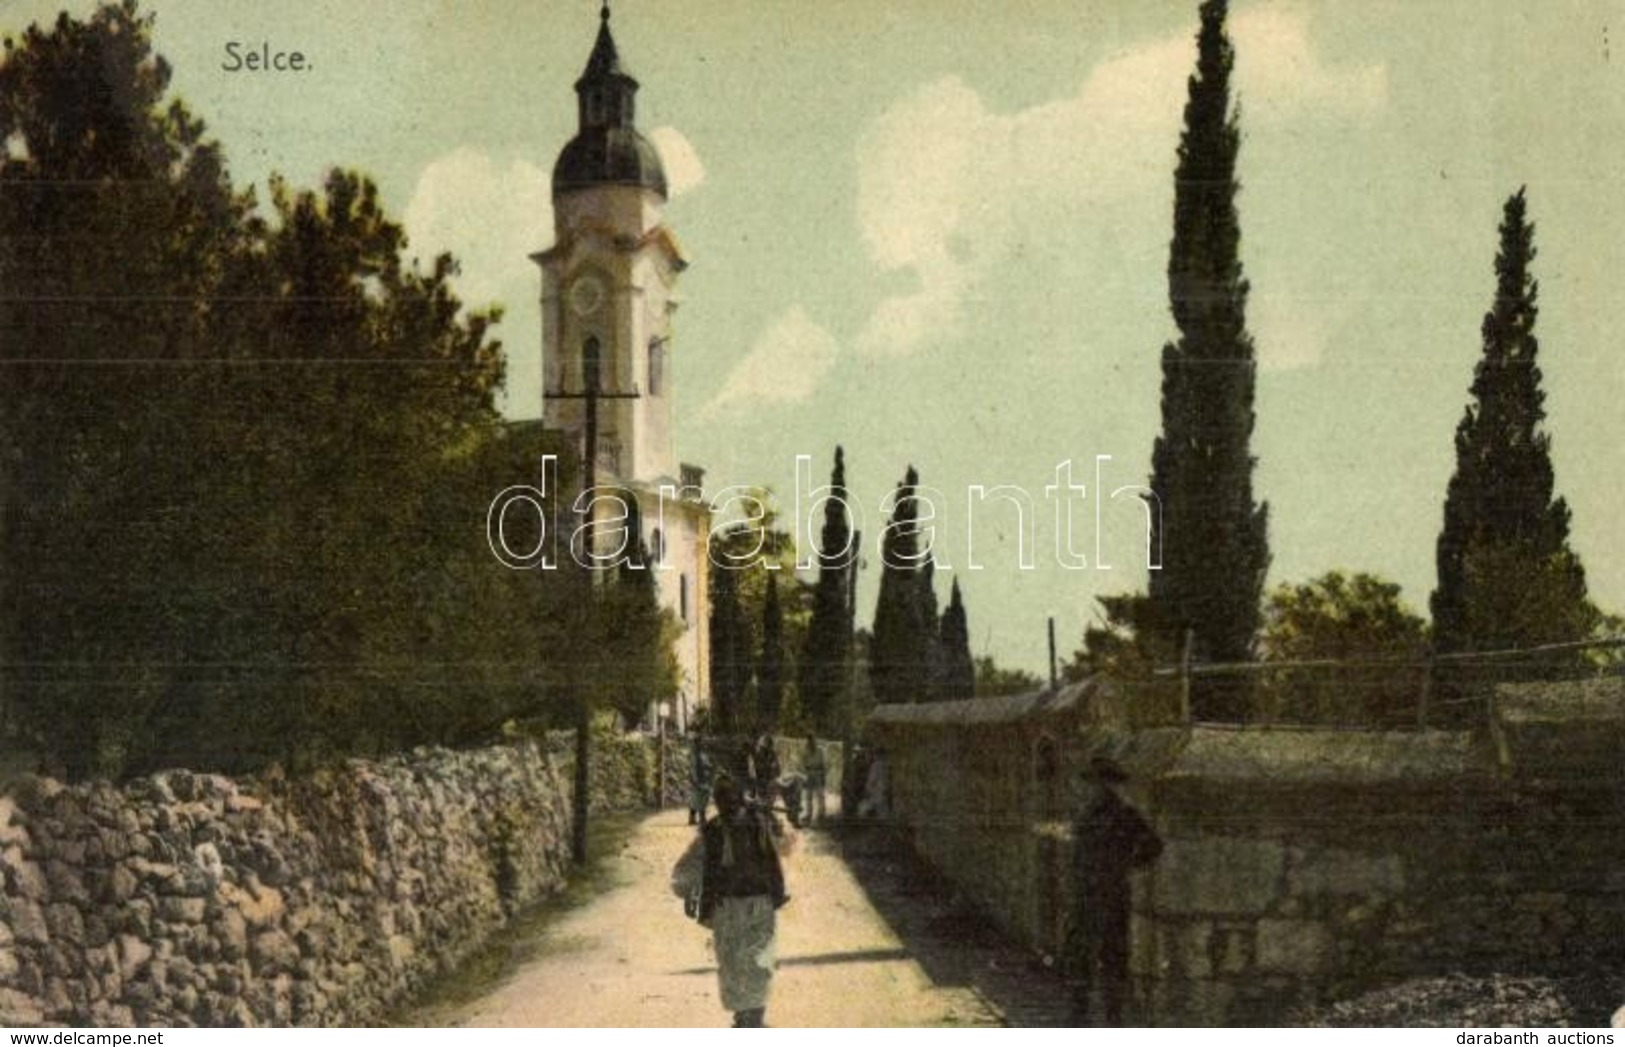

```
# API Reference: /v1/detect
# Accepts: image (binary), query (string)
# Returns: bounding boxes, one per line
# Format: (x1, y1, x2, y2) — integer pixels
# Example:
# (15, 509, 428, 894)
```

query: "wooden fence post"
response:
(1180, 628, 1194, 725)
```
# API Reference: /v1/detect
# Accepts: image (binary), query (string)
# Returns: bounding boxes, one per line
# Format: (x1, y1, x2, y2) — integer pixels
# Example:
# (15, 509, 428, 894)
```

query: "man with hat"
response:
(1066, 753, 1163, 1026)
(698, 771, 789, 1027)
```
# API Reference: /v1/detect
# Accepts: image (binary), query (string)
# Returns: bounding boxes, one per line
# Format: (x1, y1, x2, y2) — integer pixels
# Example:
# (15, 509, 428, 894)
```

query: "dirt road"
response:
(410, 807, 1056, 1028)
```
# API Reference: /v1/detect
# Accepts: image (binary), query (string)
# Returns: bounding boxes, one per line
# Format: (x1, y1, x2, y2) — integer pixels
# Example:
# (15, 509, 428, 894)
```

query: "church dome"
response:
(552, 4, 667, 199)
(553, 128, 667, 198)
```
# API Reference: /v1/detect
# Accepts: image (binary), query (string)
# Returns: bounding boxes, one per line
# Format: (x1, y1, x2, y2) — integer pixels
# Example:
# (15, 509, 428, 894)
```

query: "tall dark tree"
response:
(870, 466, 938, 705)
(758, 573, 785, 728)
(708, 560, 749, 734)
(1144, 0, 1270, 719)
(1431, 190, 1596, 666)
(939, 579, 975, 702)
(799, 447, 853, 734)
(918, 558, 943, 701)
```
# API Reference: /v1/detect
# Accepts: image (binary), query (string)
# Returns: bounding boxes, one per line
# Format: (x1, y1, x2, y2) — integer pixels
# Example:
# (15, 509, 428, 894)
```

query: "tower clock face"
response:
(568, 274, 606, 318)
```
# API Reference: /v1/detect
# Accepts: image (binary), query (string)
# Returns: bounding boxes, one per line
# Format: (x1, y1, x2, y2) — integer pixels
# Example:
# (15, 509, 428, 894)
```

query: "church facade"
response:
(532, 5, 710, 728)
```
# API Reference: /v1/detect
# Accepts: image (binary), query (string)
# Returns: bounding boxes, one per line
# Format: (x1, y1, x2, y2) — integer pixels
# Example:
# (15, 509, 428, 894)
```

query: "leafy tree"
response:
(1260, 571, 1428, 725)
(1144, 0, 1270, 721)
(972, 656, 1043, 699)
(870, 466, 939, 705)
(939, 579, 975, 702)
(1066, 593, 1180, 682)
(799, 447, 854, 734)
(1063, 593, 1186, 726)
(1431, 189, 1597, 677)
(590, 503, 680, 729)
(0, 1, 251, 776)
(0, 2, 604, 778)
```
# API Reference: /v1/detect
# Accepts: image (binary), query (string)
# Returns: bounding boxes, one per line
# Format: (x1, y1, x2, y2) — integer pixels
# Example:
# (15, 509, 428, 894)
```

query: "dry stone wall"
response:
(0, 733, 659, 1027)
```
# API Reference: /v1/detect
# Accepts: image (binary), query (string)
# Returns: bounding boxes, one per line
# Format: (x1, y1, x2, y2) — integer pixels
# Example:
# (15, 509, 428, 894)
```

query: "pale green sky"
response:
(9, 0, 1625, 672)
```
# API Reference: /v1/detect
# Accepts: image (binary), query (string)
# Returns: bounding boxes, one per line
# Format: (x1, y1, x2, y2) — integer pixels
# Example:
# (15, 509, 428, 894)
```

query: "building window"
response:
(651, 527, 665, 565)
(680, 573, 689, 623)
(648, 338, 666, 397)
(582, 336, 601, 392)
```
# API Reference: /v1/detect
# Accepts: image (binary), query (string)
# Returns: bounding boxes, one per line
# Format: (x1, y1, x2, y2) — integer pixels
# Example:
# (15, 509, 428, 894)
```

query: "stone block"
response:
(251, 930, 300, 974)
(6, 852, 48, 902)
(217, 908, 249, 960)
(44, 903, 83, 945)
(1211, 922, 1255, 975)
(1129, 913, 1158, 975)
(117, 933, 154, 980)
(1159, 919, 1213, 978)
(0, 797, 28, 847)
(1256, 917, 1332, 974)
(45, 861, 89, 904)
(105, 864, 137, 903)
(160, 896, 206, 924)
(1287, 847, 1404, 899)
(1152, 836, 1286, 916)
(0, 987, 45, 1026)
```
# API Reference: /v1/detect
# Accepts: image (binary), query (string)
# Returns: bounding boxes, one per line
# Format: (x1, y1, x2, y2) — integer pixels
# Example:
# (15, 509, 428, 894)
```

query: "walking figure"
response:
(749, 732, 781, 806)
(801, 735, 828, 825)
(698, 772, 789, 1027)
(1067, 755, 1162, 1027)
(688, 738, 713, 826)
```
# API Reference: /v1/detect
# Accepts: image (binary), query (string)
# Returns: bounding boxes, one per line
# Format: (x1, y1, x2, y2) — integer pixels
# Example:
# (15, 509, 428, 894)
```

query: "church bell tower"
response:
(533, 2, 709, 725)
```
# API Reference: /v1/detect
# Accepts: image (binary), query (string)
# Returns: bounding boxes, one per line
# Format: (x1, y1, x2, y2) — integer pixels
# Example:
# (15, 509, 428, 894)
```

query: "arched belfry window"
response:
(582, 336, 601, 392)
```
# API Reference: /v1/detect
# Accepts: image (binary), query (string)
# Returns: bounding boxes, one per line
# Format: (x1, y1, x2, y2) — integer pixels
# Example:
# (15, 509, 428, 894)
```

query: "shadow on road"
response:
(831, 823, 1074, 1028)
(672, 946, 914, 977)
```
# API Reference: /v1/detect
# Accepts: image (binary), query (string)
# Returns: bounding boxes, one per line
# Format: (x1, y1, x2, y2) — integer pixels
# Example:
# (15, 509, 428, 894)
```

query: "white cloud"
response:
(701, 306, 839, 421)
(1249, 291, 1353, 371)
(852, 7, 1385, 360)
(403, 147, 552, 309)
(1232, 7, 1388, 124)
(649, 126, 707, 197)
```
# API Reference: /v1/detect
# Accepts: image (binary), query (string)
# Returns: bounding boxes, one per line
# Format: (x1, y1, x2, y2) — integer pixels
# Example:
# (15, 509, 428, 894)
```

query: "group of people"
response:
(674, 732, 1162, 1028)
(688, 734, 828, 829)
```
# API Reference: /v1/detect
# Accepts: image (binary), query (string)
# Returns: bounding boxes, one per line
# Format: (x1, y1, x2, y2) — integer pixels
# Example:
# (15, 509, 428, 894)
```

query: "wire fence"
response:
(1144, 635, 1625, 730)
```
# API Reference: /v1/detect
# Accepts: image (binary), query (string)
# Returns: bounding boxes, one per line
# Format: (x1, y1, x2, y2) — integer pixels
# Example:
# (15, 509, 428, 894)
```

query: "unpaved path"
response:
(413, 807, 1006, 1028)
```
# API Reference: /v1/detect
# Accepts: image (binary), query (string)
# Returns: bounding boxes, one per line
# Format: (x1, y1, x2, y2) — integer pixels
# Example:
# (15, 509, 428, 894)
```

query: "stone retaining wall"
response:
(0, 732, 657, 1027)
(867, 678, 1625, 1025)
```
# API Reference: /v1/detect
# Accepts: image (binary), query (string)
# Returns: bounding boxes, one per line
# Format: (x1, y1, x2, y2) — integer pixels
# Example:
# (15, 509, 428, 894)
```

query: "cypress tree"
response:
(918, 557, 943, 701)
(708, 560, 748, 734)
(758, 572, 785, 729)
(939, 578, 975, 702)
(1431, 189, 1595, 669)
(798, 447, 853, 734)
(870, 466, 937, 705)
(1145, 0, 1270, 719)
